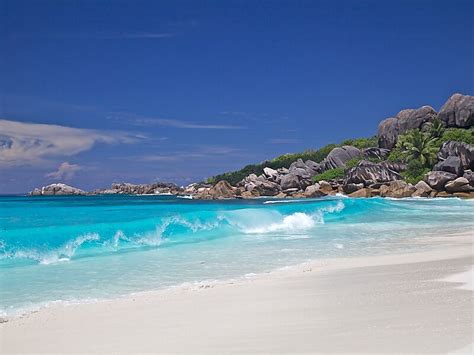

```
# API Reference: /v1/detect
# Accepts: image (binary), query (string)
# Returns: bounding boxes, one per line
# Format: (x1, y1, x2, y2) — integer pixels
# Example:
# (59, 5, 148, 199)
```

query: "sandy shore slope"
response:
(1, 235, 473, 353)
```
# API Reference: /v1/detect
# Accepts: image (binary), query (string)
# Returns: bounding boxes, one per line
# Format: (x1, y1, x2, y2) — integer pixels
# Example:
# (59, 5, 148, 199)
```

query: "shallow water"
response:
(1, 195, 473, 317)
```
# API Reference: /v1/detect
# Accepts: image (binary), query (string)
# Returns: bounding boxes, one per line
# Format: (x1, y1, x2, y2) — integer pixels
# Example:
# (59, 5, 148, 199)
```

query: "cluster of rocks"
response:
(30, 183, 86, 196)
(94, 182, 182, 195)
(378, 93, 473, 149)
(188, 146, 409, 199)
(29, 93, 474, 200)
(424, 141, 474, 196)
(188, 93, 473, 200)
(29, 182, 183, 196)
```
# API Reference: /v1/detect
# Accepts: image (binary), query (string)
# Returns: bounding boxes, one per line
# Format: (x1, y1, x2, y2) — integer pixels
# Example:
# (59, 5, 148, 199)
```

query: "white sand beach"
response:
(1, 233, 473, 354)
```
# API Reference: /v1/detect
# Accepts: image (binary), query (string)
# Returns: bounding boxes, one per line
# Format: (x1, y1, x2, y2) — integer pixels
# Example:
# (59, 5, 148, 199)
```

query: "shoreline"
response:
(1, 232, 472, 353)
(1, 230, 471, 322)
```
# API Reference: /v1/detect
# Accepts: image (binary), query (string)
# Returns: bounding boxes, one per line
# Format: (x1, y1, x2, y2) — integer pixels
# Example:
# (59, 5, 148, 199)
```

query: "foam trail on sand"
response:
(440, 266, 474, 291)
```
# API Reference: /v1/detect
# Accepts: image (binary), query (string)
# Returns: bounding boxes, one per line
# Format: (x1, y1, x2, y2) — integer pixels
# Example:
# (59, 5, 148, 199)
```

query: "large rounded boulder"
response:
(322, 145, 361, 170)
(437, 93, 474, 128)
(377, 106, 437, 149)
(424, 171, 457, 190)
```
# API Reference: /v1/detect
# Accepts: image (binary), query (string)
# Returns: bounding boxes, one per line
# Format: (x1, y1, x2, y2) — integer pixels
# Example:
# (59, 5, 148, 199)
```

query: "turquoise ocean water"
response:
(1, 195, 473, 318)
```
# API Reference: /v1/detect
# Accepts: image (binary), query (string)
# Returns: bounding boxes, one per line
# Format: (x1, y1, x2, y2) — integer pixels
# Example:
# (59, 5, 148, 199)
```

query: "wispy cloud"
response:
(0, 119, 143, 167)
(46, 162, 83, 180)
(133, 145, 244, 162)
(107, 112, 244, 130)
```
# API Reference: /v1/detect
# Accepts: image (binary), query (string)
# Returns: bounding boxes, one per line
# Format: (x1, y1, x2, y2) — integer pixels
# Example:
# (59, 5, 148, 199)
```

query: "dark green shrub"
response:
(401, 159, 430, 185)
(428, 118, 445, 138)
(387, 147, 405, 162)
(345, 157, 363, 169)
(341, 136, 378, 149)
(439, 128, 474, 145)
(312, 168, 345, 182)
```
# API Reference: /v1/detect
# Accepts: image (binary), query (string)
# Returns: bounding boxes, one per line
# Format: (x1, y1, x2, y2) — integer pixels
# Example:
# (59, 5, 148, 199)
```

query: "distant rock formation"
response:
(95, 182, 182, 195)
(29, 183, 85, 196)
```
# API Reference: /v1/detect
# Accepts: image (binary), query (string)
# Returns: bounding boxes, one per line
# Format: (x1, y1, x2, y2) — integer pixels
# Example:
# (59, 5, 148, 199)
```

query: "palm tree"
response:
(398, 129, 439, 167)
(429, 118, 445, 138)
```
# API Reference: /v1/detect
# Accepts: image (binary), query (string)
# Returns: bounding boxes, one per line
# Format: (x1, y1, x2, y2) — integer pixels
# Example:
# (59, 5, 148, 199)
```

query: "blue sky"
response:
(1, 0, 472, 193)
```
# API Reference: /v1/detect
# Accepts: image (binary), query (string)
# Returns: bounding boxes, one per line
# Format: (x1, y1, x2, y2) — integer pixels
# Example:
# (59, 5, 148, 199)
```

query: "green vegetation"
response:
(393, 126, 445, 183)
(428, 118, 445, 138)
(208, 126, 473, 187)
(439, 127, 474, 145)
(387, 147, 404, 162)
(401, 159, 430, 185)
(345, 157, 363, 169)
(341, 136, 378, 149)
(312, 168, 345, 182)
(387, 125, 474, 184)
(396, 129, 439, 167)
(209, 143, 342, 185)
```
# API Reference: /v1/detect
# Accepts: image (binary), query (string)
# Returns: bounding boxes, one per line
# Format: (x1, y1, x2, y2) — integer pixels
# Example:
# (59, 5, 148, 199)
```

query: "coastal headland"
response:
(29, 93, 474, 200)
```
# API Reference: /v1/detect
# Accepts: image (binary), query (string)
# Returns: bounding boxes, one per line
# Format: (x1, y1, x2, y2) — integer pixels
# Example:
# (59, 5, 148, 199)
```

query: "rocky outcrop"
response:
(433, 156, 464, 177)
(288, 159, 321, 179)
(279, 173, 301, 190)
(238, 174, 281, 196)
(379, 161, 407, 173)
(303, 184, 326, 198)
(437, 141, 474, 171)
(379, 181, 416, 198)
(348, 188, 372, 198)
(344, 160, 402, 186)
(412, 180, 432, 197)
(321, 146, 361, 170)
(29, 183, 85, 196)
(363, 147, 390, 161)
(445, 177, 472, 193)
(378, 106, 437, 149)
(318, 181, 336, 195)
(463, 170, 474, 187)
(424, 171, 457, 190)
(207, 180, 236, 199)
(263, 167, 278, 180)
(97, 182, 181, 195)
(437, 93, 474, 128)
(343, 183, 364, 194)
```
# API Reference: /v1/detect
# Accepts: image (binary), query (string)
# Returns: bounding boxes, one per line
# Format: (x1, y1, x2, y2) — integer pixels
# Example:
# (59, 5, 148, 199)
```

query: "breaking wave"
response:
(2, 233, 100, 265)
(0, 200, 347, 265)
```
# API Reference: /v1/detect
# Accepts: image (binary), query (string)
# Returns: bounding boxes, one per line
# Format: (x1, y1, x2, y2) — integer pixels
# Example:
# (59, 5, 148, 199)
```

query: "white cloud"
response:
(107, 112, 244, 130)
(0, 119, 141, 167)
(46, 162, 82, 180)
